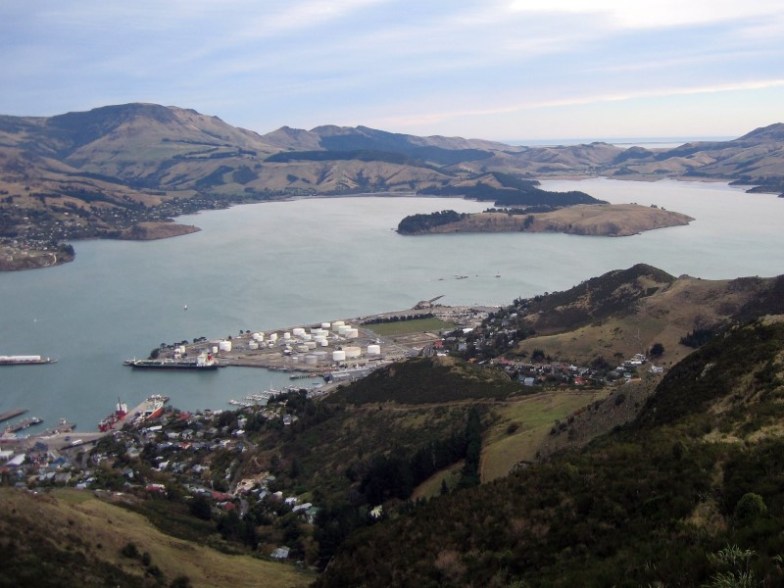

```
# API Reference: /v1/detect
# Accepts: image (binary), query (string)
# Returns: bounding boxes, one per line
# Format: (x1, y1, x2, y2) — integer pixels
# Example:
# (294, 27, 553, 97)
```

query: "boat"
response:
(124, 351, 219, 370)
(43, 418, 76, 435)
(98, 399, 129, 432)
(0, 355, 56, 366)
(138, 394, 168, 422)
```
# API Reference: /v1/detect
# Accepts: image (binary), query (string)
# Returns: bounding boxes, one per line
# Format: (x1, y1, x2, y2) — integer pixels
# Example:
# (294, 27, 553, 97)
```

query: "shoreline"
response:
(0, 176, 757, 272)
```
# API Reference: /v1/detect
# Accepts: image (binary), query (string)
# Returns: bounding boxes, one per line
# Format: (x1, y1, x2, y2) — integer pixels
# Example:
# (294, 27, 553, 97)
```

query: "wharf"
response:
(0, 408, 27, 424)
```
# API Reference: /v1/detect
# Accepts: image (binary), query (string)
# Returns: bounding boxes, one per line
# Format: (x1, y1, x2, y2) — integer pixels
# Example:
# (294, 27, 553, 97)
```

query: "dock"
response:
(0, 408, 27, 424)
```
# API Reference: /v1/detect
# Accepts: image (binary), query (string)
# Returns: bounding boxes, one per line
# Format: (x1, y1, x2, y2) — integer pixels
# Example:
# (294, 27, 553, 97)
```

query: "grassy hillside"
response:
(314, 318, 784, 587)
(0, 488, 311, 588)
(459, 265, 780, 366)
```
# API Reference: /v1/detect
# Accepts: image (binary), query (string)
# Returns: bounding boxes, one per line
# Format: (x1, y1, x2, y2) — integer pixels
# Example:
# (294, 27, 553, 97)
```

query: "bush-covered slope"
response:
(315, 319, 784, 587)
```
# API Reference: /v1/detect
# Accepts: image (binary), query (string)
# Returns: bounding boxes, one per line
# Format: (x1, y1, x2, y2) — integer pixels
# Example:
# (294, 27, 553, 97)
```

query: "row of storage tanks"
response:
(209, 321, 381, 364)
(294, 344, 382, 366)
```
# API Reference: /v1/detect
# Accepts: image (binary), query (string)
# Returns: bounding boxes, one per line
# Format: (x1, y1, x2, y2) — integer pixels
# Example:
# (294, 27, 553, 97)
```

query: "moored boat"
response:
(98, 399, 129, 432)
(0, 355, 56, 366)
(123, 351, 219, 370)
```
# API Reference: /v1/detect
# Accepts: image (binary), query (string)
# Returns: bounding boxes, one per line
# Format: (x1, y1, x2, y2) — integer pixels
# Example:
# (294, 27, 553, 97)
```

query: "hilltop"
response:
(2, 103, 784, 268)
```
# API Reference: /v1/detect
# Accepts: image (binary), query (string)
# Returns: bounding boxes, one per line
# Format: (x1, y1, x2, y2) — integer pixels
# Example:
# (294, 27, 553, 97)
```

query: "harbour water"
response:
(0, 179, 783, 431)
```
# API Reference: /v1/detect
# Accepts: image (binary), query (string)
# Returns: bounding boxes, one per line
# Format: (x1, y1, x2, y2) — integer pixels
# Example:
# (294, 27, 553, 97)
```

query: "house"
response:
(270, 547, 290, 560)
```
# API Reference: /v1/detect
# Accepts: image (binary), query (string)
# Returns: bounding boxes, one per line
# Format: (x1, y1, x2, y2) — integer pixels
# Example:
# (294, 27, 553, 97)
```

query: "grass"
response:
(480, 389, 610, 481)
(411, 461, 465, 500)
(0, 488, 312, 588)
(366, 317, 454, 336)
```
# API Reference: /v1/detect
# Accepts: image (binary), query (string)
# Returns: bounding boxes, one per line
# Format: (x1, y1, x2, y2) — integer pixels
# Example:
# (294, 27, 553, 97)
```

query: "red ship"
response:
(98, 399, 128, 432)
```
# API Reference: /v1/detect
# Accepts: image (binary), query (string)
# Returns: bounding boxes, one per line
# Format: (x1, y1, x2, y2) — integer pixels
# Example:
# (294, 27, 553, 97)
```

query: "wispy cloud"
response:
(377, 78, 784, 128)
(507, 0, 784, 29)
(2, 0, 784, 138)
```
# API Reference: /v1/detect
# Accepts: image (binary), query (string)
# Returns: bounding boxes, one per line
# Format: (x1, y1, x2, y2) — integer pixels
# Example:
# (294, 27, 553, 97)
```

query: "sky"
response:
(2, 0, 784, 142)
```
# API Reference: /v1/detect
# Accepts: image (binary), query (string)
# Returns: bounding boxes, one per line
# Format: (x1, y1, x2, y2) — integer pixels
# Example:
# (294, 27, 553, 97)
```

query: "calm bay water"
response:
(1, 179, 783, 431)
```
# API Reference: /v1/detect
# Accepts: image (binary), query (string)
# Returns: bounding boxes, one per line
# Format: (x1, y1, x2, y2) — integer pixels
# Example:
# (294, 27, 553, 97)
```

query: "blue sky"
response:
(2, 0, 784, 141)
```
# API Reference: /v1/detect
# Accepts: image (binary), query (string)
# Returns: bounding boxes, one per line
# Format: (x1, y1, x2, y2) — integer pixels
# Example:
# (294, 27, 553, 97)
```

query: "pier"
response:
(0, 408, 27, 424)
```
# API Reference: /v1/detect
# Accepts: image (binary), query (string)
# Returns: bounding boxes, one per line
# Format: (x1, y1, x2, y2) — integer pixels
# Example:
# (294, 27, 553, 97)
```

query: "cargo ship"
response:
(0, 355, 56, 366)
(123, 351, 219, 370)
(98, 400, 129, 432)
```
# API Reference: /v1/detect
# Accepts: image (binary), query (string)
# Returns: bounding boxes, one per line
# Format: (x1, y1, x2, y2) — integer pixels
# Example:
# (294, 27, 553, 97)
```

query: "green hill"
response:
(314, 318, 784, 587)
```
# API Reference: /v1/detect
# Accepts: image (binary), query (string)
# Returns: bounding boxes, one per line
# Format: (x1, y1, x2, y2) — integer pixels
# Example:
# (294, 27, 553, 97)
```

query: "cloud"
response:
(507, 0, 784, 29)
(377, 78, 784, 128)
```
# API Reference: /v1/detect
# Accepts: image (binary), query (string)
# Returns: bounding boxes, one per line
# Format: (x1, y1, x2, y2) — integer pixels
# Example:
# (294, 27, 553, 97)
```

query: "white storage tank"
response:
(301, 333, 312, 341)
(304, 354, 318, 366)
(296, 344, 310, 353)
(252, 332, 264, 342)
(344, 346, 362, 359)
(305, 341, 317, 350)
(321, 322, 331, 330)
(218, 340, 232, 352)
(346, 328, 359, 339)
(332, 350, 347, 362)
(313, 350, 329, 363)
(292, 327, 306, 337)
(211, 345, 219, 355)
(269, 333, 278, 342)
(283, 331, 291, 340)
(332, 320, 345, 331)
(337, 325, 351, 336)
(367, 344, 381, 356)
(314, 336, 328, 346)
(248, 341, 259, 350)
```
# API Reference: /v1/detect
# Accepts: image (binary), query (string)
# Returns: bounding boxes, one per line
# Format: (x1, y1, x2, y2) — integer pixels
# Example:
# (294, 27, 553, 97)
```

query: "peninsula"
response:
(397, 203, 694, 237)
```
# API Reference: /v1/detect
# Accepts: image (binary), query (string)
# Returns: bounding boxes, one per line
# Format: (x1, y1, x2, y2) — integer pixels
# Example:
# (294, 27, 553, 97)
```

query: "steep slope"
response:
(315, 318, 784, 587)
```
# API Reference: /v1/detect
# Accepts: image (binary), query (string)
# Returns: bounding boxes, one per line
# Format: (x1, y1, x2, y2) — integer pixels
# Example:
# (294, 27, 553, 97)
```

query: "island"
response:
(397, 204, 694, 237)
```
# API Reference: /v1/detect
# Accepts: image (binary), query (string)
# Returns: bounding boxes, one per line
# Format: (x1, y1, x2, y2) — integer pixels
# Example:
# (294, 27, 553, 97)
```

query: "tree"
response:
(650, 342, 665, 357)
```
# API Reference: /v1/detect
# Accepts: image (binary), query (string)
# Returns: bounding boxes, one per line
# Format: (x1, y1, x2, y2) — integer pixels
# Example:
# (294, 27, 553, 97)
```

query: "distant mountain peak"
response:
(735, 122, 784, 142)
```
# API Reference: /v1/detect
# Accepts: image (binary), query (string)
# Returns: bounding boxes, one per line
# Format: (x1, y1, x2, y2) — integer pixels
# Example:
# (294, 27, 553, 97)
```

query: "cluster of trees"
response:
(397, 209, 467, 234)
(363, 313, 434, 325)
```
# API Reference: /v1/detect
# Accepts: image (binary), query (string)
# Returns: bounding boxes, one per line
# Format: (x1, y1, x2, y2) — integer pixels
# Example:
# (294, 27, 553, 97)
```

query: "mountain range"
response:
(1, 103, 783, 246)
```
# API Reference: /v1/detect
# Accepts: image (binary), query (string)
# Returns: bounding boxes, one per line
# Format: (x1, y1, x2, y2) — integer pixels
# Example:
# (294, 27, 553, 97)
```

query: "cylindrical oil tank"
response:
(304, 354, 318, 366)
(296, 344, 309, 353)
(248, 341, 259, 350)
(332, 320, 345, 331)
(252, 332, 264, 342)
(344, 346, 362, 359)
(218, 340, 232, 352)
(321, 322, 331, 330)
(313, 350, 329, 363)
(346, 328, 359, 339)
(283, 332, 291, 340)
(292, 327, 306, 337)
(332, 350, 347, 362)
(367, 344, 381, 356)
(305, 341, 317, 350)
(269, 333, 278, 342)
(212, 345, 219, 355)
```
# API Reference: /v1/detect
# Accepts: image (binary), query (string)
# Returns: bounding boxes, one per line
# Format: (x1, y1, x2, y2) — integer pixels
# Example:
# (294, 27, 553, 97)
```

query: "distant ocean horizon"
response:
(506, 136, 735, 149)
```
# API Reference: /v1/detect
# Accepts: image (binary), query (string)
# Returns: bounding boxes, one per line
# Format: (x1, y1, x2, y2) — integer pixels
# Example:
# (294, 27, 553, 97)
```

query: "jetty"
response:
(0, 408, 27, 424)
